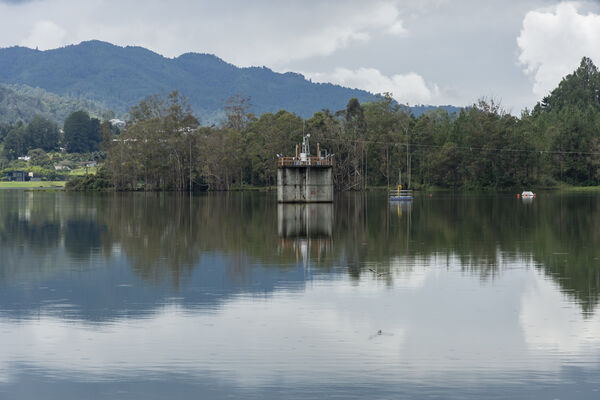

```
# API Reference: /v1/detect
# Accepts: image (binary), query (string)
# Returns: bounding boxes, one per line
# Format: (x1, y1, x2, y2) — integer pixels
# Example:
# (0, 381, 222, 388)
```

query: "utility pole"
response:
(406, 141, 409, 189)
(401, 121, 411, 189)
(189, 132, 192, 193)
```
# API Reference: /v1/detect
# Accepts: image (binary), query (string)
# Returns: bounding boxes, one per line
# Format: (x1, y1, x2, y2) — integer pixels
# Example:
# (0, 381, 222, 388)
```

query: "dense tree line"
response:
(1, 191, 598, 313)
(2, 116, 60, 159)
(82, 58, 600, 192)
(63, 110, 103, 153)
(27, 56, 590, 191)
(0, 110, 106, 161)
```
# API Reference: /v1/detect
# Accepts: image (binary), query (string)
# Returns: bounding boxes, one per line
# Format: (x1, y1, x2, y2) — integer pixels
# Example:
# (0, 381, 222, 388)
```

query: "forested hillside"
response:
(0, 84, 109, 124)
(0, 41, 458, 122)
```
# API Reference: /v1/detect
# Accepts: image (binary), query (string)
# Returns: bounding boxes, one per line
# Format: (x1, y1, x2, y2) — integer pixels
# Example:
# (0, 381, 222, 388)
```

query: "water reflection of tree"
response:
(64, 219, 104, 260)
(0, 191, 61, 252)
(526, 195, 600, 315)
(98, 193, 335, 287)
(0, 192, 61, 284)
(0, 191, 598, 314)
(357, 193, 600, 314)
(95, 193, 600, 314)
(95, 193, 198, 287)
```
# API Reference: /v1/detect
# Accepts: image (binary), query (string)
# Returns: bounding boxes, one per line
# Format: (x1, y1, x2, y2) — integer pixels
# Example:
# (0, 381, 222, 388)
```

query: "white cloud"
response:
(386, 20, 407, 35)
(0, 0, 406, 67)
(20, 20, 66, 50)
(305, 67, 440, 104)
(0, 0, 562, 110)
(517, 2, 600, 98)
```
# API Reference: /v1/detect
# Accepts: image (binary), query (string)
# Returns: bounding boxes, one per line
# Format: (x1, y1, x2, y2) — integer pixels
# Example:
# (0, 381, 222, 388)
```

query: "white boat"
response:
(521, 191, 535, 198)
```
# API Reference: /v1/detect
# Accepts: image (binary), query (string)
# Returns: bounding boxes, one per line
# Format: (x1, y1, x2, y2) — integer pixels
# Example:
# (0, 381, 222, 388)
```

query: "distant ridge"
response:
(0, 83, 108, 124)
(0, 41, 459, 122)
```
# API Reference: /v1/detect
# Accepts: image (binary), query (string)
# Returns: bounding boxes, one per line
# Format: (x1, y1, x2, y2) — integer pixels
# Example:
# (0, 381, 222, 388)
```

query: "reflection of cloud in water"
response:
(520, 270, 600, 359)
(0, 291, 405, 386)
(388, 255, 436, 288)
(360, 256, 433, 290)
(2, 262, 598, 388)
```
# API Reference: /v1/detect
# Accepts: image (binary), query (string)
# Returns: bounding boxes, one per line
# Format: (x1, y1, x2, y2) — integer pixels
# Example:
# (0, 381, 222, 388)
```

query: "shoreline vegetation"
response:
(0, 181, 65, 189)
(65, 58, 600, 193)
(3, 178, 600, 193)
(3, 58, 600, 193)
(4, 181, 591, 193)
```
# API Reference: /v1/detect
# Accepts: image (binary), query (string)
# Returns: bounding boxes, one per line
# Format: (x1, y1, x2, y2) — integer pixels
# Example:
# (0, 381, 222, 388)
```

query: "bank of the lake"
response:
(0, 181, 65, 189)
(63, 172, 600, 194)
(556, 185, 600, 192)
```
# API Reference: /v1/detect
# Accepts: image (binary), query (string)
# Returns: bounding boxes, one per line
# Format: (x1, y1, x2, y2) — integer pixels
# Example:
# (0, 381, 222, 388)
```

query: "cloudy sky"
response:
(1, 0, 600, 112)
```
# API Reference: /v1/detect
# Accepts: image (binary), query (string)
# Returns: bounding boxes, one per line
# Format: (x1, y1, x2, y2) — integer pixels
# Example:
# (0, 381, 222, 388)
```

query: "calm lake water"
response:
(0, 190, 599, 399)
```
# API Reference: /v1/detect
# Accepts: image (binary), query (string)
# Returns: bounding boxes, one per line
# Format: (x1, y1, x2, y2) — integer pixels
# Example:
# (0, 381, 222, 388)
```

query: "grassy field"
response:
(542, 184, 600, 192)
(69, 167, 98, 176)
(0, 181, 65, 189)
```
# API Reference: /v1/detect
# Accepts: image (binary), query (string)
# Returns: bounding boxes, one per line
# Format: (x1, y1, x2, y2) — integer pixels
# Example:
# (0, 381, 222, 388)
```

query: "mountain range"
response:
(0, 40, 460, 123)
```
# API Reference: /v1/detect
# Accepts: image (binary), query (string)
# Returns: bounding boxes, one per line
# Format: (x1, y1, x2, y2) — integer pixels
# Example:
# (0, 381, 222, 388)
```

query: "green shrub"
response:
(65, 168, 112, 191)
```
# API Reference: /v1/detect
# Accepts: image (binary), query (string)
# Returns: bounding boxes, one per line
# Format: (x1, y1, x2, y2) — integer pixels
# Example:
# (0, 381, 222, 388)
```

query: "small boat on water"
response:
(521, 191, 535, 198)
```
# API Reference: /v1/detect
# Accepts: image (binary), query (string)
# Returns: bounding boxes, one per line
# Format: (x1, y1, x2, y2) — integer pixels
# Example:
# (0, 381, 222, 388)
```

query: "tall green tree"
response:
(105, 91, 199, 191)
(245, 110, 302, 186)
(63, 110, 102, 153)
(538, 57, 600, 113)
(26, 115, 60, 151)
(345, 98, 367, 189)
(3, 123, 26, 159)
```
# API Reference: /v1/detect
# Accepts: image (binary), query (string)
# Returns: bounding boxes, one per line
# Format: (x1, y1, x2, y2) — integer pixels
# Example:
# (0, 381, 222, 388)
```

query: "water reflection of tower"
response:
(277, 203, 333, 270)
(388, 199, 412, 251)
(391, 199, 412, 218)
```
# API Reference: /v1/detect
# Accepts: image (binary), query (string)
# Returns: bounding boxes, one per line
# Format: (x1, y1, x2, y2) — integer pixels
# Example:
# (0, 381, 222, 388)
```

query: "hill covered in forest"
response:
(0, 84, 109, 124)
(0, 41, 459, 122)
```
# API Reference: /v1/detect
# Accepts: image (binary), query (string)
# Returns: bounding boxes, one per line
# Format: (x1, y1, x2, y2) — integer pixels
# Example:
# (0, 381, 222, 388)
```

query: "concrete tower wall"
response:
(277, 166, 333, 202)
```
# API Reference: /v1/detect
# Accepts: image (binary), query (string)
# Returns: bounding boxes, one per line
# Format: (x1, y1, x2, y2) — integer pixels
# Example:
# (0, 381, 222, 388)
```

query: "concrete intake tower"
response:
(277, 134, 333, 203)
